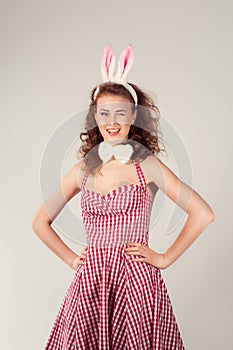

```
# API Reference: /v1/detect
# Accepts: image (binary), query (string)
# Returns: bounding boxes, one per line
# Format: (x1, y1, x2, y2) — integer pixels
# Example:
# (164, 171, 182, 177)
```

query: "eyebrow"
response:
(99, 108, 126, 112)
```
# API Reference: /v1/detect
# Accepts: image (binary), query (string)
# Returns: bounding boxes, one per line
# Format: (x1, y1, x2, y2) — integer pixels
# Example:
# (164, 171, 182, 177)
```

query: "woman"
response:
(32, 45, 215, 349)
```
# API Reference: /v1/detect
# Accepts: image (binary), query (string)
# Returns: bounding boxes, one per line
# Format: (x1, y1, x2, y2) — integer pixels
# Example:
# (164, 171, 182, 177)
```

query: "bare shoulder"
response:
(139, 154, 166, 186)
(139, 154, 215, 217)
(32, 159, 86, 225)
(139, 154, 188, 209)
(66, 158, 86, 191)
(139, 154, 184, 194)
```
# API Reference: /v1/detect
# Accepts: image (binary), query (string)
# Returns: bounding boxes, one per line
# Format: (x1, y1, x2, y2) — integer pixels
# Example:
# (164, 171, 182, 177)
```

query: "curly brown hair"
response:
(78, 82, 167, 175)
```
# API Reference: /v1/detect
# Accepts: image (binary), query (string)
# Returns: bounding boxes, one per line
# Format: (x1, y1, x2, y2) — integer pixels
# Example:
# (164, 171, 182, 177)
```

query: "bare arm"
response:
(32, 160, 86, 269)
(142, 155, 215, 269)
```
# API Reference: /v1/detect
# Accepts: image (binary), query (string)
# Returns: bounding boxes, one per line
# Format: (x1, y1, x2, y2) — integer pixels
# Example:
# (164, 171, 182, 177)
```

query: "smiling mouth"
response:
(106, 128, 121, 135)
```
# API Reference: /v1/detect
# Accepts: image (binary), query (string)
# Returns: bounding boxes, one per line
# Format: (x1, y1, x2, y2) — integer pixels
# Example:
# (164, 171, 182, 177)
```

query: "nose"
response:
(108, 113, 118, 124)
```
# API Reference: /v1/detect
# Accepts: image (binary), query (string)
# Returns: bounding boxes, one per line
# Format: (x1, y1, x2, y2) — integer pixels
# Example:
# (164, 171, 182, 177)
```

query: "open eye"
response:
(100, 111, 109, 117)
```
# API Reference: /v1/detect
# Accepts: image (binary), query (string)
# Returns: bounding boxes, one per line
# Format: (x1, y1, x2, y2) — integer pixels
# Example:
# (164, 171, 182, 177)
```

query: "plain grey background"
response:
(1, 0, 232, 349)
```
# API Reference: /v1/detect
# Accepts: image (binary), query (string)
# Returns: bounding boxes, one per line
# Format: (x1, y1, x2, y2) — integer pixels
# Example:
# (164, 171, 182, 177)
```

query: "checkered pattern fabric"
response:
(45, 160, 185, 349)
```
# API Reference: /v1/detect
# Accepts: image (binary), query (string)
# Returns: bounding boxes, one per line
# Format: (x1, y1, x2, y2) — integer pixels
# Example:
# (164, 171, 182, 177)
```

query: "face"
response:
(94, 94, 137, 143)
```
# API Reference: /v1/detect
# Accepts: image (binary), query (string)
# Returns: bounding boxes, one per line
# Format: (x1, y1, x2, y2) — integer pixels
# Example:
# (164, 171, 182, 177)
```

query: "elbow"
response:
(32, 217, 39, 234)
(31, 217, 51, 235)
(205, 204, 215, 223)
(207, 210, 215, 223)
(201, 207, 215, 225)
(187, 206, 215, 223)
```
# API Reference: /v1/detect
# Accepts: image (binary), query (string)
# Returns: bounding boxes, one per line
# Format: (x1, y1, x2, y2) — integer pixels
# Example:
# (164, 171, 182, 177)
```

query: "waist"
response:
(86, 230, 149, 247)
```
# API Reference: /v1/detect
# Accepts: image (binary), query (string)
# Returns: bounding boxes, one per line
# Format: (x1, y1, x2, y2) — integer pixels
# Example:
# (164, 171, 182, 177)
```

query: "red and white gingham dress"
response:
(45, 160, 185, 349)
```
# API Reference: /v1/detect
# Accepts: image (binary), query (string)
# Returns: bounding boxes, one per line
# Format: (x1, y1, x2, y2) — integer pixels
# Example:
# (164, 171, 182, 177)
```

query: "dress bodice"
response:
(81, 160, 154, 247)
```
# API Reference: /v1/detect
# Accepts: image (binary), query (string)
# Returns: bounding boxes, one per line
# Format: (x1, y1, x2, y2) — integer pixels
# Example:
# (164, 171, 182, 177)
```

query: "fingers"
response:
(80, 250, 87, 256)
(80, 246, 89, 256)
(78, 246, 89, 264)
(133, 257, 146, 262)
(79, 252, 87, 259)
(72, 247, 89, 270)
(124, 243, 151, 263)
(125, 249, 143, 256)
(127, 242, 141, 247)
(125, 242, 147, 254)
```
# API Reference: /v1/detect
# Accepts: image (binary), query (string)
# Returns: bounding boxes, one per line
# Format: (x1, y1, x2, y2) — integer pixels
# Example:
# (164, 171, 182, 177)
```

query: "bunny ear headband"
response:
(93, 44, 138, 106)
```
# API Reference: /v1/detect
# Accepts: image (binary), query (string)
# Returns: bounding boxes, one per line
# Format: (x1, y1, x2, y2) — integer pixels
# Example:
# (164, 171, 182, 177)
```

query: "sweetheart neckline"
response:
(82, 183, 153, 202)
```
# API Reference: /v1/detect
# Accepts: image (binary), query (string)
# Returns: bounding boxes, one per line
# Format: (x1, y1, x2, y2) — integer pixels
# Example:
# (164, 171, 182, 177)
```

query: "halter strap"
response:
(133, 160, 147, 191)
(81, 172, 88, 190)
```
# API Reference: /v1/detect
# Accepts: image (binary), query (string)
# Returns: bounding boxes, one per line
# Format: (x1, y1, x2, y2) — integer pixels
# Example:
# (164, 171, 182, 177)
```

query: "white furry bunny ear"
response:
(94, 44, 138, 106)
(100, 44, 116, 82)
(116, 45, 134, 84)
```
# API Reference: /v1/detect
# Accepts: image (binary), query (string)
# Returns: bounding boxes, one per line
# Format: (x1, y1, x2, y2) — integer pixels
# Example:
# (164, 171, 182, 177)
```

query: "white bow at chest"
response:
(98, 141, 134, 164)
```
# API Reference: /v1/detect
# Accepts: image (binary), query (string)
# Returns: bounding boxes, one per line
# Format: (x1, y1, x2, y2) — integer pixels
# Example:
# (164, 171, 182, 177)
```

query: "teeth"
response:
(107, 129, 120, 133)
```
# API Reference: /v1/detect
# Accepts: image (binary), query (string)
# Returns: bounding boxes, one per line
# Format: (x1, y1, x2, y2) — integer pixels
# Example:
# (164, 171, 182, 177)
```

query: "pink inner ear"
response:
(106, 51, 112, 75)
(118, 46, 132, 77)
(122, 47, 131, 71)
(102, 46, 113, 77)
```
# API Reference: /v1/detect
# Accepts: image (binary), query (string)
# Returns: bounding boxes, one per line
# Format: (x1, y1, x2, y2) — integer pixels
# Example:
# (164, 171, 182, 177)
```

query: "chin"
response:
(104, 134, 128, 142)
